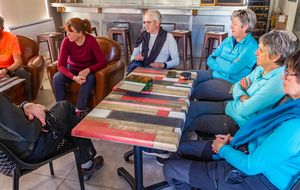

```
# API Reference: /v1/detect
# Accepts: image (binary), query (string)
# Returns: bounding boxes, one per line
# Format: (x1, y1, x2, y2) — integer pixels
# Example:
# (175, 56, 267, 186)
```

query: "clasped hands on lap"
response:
(72, 68, 90, 85)
(211, 134, 233, 154)
(134, 54, 164, 69)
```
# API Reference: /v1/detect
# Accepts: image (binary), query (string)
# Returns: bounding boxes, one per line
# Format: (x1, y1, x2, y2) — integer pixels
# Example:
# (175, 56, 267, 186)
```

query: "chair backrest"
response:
(16, 35, 39, 66)
(0, 141, 17, 177)
(95, 36, 121, 63)
(205, 24, 225, 33)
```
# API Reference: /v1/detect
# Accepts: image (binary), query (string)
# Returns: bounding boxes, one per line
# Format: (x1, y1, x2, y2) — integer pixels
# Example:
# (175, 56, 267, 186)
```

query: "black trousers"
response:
(25, 101, 96, 164)
(163, 140, 278, 190)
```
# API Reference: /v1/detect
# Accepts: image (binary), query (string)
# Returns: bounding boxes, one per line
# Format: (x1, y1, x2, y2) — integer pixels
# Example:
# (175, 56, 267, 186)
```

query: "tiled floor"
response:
(0, 58, 205, 190)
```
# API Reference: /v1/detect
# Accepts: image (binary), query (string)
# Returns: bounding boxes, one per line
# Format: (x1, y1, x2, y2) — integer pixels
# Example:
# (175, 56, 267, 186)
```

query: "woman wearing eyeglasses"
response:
(52, 18, 107, 118)
(181, 30, 297, 141)
(163, 49, 300, 190)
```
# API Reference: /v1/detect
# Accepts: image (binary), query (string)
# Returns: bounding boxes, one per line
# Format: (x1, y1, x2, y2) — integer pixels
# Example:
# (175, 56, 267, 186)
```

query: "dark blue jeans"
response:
(52, 65, 95, 110)
(126, 61, 152, 74)
(190, 70, 233, 101)
(163, 140, 278, 190)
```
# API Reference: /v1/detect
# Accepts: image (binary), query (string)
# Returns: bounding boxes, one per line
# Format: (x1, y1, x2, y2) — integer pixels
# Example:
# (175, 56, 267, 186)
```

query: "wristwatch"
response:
(163, 62, 167, 69)
(5, 68, 11, 76)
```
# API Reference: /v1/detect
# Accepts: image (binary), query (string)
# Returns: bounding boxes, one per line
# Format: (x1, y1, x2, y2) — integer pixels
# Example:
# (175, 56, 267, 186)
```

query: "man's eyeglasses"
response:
(65, 29, 77, 35)
(273, 30, 284, 41)
(283, 70, 300, 80)
(143, 20, 155, 25)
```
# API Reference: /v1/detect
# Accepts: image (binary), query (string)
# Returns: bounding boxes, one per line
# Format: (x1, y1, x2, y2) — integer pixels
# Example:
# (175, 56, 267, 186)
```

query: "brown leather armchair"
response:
(47, 36, 125, 108)
(17, 35, 46, 101)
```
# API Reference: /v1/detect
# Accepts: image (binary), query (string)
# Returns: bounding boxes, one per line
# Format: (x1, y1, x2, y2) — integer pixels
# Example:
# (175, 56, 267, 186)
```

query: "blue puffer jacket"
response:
(207, 33, 258, 84)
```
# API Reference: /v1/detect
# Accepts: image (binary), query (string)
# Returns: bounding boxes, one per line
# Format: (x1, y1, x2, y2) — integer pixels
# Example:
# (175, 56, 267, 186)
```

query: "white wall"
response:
(0, 0, 48, 30)
(272, 0, 299, 31)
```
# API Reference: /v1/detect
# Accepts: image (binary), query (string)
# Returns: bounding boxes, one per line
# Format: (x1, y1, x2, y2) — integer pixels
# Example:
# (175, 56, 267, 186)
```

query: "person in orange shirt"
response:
(0, 15, 31, 100)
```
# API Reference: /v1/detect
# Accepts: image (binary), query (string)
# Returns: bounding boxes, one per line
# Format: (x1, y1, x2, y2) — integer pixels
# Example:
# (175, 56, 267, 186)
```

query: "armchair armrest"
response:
(47, 61, 58, 94)
(25, 55, 46, 101)
(94, 60, 125, 104)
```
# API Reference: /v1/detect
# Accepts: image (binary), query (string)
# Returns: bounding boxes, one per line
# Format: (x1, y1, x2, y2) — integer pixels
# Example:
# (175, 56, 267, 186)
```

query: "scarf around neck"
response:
(231, 97, 300, 148)
(133, 27, 167, 67)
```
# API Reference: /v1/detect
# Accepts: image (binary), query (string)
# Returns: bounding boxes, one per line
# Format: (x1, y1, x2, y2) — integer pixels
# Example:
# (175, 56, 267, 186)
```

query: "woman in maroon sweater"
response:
(53, 18, 107, 117)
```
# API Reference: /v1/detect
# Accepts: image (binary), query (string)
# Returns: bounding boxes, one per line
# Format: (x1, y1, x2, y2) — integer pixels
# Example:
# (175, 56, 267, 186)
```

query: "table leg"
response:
(134, 146, 144, 190)
(118, 146, 170, 190)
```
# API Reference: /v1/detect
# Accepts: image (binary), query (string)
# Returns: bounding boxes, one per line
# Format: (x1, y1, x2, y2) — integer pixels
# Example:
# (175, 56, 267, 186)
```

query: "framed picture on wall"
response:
(215, 0, 244, 6)
(200, 0, 215, 6)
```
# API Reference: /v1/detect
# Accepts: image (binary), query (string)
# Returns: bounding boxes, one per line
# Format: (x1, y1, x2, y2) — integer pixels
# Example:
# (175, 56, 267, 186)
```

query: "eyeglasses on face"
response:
(283, 70, 300, 80)
(143, 20, 156, 25)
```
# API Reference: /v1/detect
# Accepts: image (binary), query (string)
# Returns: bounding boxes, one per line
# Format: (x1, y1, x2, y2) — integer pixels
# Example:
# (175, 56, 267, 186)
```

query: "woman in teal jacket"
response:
(163, 47, 300, 190)
(191, 9, 258, 101)
(182, 30, 297, 141)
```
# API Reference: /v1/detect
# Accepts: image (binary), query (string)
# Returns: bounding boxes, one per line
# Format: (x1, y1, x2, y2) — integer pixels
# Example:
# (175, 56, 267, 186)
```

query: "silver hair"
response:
(230, 9, 256, 33)
(0, 15, 4, 28)
(259, 30, 297, 66)
(145, 10, 162, 24)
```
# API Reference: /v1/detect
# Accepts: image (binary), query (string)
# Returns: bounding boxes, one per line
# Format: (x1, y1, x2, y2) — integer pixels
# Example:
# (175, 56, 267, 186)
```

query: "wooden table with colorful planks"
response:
(71, 67, 196, 190)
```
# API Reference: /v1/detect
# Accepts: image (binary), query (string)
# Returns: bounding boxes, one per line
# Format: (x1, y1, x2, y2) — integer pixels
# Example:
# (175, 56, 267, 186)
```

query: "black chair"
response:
(0, 137, 85, 190)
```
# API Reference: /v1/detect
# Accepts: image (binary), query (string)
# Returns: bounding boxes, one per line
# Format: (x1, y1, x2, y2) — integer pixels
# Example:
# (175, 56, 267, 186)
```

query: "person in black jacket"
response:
(0, 92, 102, 181)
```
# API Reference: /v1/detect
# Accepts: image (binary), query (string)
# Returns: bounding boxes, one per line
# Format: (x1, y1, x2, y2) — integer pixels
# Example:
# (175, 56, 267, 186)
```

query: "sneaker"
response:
(156, 156, 169, 167)
(142, 148, 169, 159)
(82, 156, 104, 181)
(76, 111, 85, 119)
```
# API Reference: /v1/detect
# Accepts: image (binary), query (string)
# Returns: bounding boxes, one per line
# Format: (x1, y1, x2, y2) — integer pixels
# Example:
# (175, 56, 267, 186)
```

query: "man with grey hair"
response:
(191, 9, 258, 102)
(0, 15, 32, 100)
(127, 10, 179, 74)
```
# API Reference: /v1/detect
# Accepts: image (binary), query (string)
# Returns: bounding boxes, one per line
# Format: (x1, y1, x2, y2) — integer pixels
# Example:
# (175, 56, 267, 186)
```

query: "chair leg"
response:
(49, 161, 54, 175)
(124, 149, 134, 162)
(74, 148, 85, 190)
(13, 167, 21, 190)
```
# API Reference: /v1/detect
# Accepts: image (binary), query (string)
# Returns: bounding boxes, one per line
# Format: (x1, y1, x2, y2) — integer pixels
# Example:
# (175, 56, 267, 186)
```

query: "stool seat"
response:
(109, 27, 132, 66)
(199, 31, 228, 70)
(37, 32, 64, 63)
(170, 30, 193, 71)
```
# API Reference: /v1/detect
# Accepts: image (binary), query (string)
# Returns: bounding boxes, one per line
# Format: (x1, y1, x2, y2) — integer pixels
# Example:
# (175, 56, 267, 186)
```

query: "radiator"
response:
(8, 17, 56, 54)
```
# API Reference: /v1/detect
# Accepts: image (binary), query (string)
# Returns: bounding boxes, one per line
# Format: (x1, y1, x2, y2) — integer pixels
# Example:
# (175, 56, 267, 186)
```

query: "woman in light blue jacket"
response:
(182, 30, 297, 141)
(191, 9, 258, 101)
(163, 48, 300, 190)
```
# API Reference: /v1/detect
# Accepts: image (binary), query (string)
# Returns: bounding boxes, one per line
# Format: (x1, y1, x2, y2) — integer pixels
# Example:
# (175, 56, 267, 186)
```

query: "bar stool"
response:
(108, 27, 132, 65)
(199, 31, 228, 70)
(170, 30, 193, 71)
(37, 32, 64, 63)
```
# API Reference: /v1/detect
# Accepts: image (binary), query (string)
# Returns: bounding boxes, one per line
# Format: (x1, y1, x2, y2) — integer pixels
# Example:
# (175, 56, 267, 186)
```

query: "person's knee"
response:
(85, 74, 95, 84)
(163, 161, 174, 182)
(52, 72, 66, 85)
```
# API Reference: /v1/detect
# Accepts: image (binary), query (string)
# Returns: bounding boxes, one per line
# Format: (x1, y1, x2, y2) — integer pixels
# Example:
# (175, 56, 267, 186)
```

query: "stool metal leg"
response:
(199, 35, 209, 70)
(127, 31, 133, 55)
(122, 31, 129, 66)
(189, 35, 193, 70)
(182, 35, 187, 71)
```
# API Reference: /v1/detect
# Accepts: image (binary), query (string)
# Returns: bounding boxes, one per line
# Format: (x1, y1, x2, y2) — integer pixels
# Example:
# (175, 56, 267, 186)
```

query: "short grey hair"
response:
(145, 10, 162, 24)
(0, 15, 4, 28)
(230, 9, 256, 33)
(259, 30, 297, 66)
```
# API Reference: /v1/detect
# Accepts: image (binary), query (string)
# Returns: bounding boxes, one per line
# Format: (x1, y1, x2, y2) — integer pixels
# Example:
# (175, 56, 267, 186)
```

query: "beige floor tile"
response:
(32, 153, 76, 179)
(58, 179, 117, 190)
(0, 173, 63, 190)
